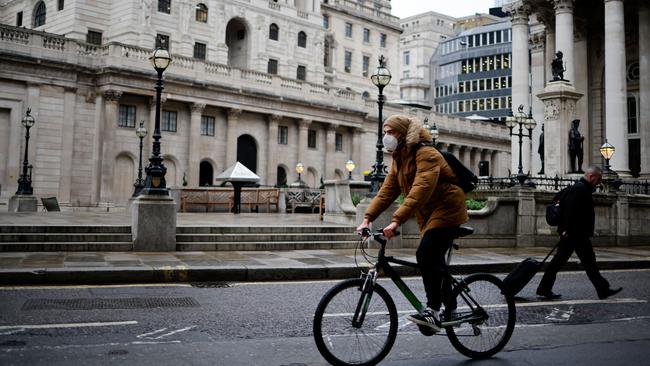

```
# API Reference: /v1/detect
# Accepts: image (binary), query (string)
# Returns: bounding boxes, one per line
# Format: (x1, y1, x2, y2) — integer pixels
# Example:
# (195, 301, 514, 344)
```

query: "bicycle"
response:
(313, 226, 516, 366)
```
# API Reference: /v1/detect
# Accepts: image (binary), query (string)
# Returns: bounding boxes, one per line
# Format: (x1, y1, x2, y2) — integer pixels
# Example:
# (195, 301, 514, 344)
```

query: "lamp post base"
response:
(131, 194, 176, 251)
(8, 194, 38, 212)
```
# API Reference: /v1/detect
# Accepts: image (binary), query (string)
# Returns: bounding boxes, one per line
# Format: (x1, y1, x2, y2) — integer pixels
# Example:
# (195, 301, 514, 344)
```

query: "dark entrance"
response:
(237, 134, 257, 173)
(199, 161, 214, 186)
(277, 166, 287, 187)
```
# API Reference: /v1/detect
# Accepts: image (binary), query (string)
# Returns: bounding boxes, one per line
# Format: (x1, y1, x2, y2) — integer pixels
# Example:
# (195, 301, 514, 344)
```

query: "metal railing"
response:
(476, 176, 650, 195)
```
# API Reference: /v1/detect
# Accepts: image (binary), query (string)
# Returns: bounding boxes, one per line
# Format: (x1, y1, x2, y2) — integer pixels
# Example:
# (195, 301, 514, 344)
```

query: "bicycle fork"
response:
(352, 270, 378, 328)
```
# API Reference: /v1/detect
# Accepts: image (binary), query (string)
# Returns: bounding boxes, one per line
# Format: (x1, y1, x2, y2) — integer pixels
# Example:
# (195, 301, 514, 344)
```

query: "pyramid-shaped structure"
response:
(215, 161, 260, 183)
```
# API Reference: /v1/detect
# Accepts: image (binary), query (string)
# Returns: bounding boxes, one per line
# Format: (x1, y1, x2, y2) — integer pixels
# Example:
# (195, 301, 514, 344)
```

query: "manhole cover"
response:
(21, 297, 200, 310)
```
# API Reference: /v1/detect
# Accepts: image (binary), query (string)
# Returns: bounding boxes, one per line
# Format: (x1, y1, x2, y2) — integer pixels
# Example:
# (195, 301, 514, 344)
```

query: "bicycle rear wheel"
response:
(313, 278, 398, 366)
(444, 273, 516, 359)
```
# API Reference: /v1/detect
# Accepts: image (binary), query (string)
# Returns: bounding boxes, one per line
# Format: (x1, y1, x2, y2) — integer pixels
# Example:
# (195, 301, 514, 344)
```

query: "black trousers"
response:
(537, 235, 610, 296)
(416, 226, 458, 310)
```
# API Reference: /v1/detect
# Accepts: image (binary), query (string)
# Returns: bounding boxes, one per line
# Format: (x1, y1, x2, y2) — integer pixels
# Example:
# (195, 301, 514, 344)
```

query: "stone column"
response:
(297, 118, 311, 165)
(530, 31, 546, 175)
(604, 0, 629, 175)
(267, 114, 281, 186)
(639, 4, 650, 178)
(325, 124, 337, 180)
(554, 0, 575, 82)
(537, 82, 583, 176)
(58, 86, 77, 203)
(352, 127, 362, 180)
(508, 3, 532, 175)
(225, 108, 241, 167)
(100, 90, 122, 203)
(188, 103, 205, 187)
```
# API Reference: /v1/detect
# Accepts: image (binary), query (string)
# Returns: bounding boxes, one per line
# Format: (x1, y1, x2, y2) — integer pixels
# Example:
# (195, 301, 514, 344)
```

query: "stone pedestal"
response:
(515, 188, 536, 247)
(8, 195, 38, 212)
(537, 81, 583, 177)
(131, 194, 177, 251)
(322, 180, 356, 225)
(355, 199, 403, 248)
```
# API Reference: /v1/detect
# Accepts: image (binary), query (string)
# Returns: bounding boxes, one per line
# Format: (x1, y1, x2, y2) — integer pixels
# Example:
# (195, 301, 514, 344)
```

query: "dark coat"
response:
(559, 177, 595, 237)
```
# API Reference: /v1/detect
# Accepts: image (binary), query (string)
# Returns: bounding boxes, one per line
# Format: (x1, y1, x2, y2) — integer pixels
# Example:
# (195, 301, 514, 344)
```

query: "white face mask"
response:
(382, 134, 399, 152)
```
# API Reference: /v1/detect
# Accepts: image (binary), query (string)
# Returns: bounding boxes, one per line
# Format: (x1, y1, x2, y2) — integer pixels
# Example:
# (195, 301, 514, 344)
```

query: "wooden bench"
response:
(286, 189, 323, 213)
(229, 188, 280, 213)
(179, 188, 279, 213)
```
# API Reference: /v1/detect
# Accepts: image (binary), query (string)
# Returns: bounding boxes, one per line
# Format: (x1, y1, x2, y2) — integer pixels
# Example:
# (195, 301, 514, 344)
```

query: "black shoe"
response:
(406, 308, 441, 331)
(598, 287, 622, 299)
(536, 290, 562, 300)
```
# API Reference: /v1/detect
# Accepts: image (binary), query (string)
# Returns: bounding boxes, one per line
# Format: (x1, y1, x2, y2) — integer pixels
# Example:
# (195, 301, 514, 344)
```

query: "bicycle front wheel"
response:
(444, 273, 516, 359)
(313, 278, 398, 366)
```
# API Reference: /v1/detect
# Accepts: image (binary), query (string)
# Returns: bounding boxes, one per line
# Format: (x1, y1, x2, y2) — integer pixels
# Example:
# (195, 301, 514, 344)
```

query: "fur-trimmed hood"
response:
(383, 114, 433, 148)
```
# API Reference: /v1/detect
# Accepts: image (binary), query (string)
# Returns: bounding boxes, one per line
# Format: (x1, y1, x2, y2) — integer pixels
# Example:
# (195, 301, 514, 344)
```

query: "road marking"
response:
(137, 328, 168, 338)
(545, 306, 575, 322)
(0, 340, 181, 353)
(0, 284, 191, 290)
(152, 326, 196, 339)
(0, 320, 138, 331)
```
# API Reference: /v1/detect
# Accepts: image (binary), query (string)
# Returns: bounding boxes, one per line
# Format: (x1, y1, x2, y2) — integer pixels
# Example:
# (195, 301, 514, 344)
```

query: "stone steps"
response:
(176, 240, 361, 251)
(0, 242, 133, 252)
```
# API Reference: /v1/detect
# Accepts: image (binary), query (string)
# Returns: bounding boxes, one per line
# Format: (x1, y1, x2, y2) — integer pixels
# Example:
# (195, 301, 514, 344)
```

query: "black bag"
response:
(545, 186, 570, 226)
(415, 143, 478, 193)
(502, 243, 559, 296)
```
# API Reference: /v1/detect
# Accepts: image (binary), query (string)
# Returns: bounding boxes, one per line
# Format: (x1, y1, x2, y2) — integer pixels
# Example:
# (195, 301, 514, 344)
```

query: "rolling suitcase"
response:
(502, 243, 559, 296)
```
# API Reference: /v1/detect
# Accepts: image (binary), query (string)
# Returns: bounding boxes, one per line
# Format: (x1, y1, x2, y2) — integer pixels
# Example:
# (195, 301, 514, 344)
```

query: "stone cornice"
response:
(190, 103, 206, 113)
(504, 2, 531, 25)
(553, 0, 574, 14)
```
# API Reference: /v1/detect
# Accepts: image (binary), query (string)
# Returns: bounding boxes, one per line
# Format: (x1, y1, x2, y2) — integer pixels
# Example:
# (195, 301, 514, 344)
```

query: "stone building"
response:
(504, 0, 649, 178)
(0, 0, 512, 206)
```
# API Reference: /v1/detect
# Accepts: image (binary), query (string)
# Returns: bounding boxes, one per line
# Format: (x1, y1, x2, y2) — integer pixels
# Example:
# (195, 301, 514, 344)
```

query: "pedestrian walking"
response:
(536, 166, 622, 300)
(356, 114, 468, 332)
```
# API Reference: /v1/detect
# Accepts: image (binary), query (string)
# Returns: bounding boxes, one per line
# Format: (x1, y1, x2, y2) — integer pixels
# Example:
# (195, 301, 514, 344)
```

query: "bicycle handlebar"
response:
(359, 228, 400, 238)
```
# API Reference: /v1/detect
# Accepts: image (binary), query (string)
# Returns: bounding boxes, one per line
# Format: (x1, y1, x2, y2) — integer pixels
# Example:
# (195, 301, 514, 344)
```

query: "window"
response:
(362, 55, 370, 77)
(278, 126, 288, 145)
(86, 30, 102, 45)
(155, 34, 170, 50)
(496, 31, 501, 43)
(201, 115, 215, 136)
(16, 11, 23, 27)
(363, 28, 370, 43)
(297, 65, 306, 81)
(118, 105, 136, 128)
(297, 31, 307, 48)
(308, 129, 317, 148)
(162, 110, 177, 132)
(58, 0, 64, 11)
(335, 133, 343, 152)
(267, 59, 278, 74)
(380, 33, 386, 48)
(627, 97, 638, 134)
(344, 51, 352, 73)
(323, 14, 329, 28)
(269, 23, 279, 41)
(345, 23, 352, 37)
(195, 3, 208, 22)
(33, 1, 46, 27)
(404, 51, 410, 66)
(193, 42, 206, 60)
(158, 0, 171, 14)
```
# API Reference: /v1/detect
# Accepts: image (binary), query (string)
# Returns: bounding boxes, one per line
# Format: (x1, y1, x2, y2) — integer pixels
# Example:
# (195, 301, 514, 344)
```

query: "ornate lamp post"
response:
(16, 108, 35, 195)
(141, 48, 172, 196)
(368, 55, 391, 197)
(345, 160, 356, 180)
(505, 104, 537, 186)
(132, 121, 148, 197)
(423, 117, 439, 145)
(599, 140, 615, 173)
(291, 162, 307, 188)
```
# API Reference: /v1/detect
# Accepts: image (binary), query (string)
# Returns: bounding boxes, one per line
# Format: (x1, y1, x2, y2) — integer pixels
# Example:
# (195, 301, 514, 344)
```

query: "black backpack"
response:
(545, 186, 570, 226)
(414, 143, 478, 193)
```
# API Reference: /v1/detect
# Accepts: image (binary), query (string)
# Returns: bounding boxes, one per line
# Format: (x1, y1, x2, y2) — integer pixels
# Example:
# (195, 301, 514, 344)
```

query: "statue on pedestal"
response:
(551, 51, 566, 81)
(568, 119, 584, 173)
(538, 124, 545, 174)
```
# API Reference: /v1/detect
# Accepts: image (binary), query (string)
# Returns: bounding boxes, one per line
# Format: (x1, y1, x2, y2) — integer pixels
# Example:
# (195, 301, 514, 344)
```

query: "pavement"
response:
(0, 211, 649, 285)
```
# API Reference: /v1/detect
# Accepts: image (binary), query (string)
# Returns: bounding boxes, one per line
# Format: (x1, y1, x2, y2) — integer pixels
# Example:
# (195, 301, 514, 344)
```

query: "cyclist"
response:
(356, 114, 468, 331)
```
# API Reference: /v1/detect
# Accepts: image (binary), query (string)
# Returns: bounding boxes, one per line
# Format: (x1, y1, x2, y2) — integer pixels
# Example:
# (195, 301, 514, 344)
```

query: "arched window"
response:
(269, 23, 279, 41)
(33, 1, 46, 27)
(297, 31, 307, 48)
(195, 3, 208, 22)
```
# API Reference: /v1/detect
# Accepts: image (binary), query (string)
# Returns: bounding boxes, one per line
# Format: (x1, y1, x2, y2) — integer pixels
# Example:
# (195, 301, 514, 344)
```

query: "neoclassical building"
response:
(0, 0, 511, 206)
(503, 0, 648, 178)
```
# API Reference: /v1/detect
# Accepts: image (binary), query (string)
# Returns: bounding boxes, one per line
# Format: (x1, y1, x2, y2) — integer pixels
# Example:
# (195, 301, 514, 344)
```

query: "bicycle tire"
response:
(444, 273, 516, 359)
(313, 278, 398, 366)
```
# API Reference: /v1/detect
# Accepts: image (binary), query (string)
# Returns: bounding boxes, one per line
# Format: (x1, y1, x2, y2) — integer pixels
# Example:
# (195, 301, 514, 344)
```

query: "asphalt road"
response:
(0, 269, 649, 366)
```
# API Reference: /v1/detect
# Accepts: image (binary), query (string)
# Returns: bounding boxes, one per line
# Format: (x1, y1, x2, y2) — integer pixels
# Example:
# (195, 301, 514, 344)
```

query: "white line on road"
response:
(153, 326, 196, 339)
(0, 320, 138, 331)
(137, 328, 168, 338)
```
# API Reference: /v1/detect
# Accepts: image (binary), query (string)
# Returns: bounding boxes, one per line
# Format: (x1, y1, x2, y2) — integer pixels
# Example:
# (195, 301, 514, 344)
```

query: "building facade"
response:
(0, 0, 511, 206)
(503, 0, 648, 178)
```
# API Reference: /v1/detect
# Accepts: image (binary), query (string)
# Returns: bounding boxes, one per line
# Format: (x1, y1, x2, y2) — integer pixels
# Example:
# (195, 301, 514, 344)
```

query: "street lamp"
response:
(16, 108, 35, 195)
(505, 104, 537, 186)
(368, 55, 391, 197)
(423, 117, 439, 145)
(132, 120, 148, 197)
(290, 162, 308, 188)
(345, 160, 356, 180)
(141, 47, 172, 195)
(599, 140, 615, 173)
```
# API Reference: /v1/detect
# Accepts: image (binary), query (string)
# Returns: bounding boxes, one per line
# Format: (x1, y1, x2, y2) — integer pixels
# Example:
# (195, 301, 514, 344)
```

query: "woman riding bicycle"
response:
(356, 114, 468, 331)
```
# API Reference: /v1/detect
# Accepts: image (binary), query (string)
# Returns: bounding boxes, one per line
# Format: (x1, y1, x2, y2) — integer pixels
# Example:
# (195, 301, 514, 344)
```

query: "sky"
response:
(390, 0, 498, 19)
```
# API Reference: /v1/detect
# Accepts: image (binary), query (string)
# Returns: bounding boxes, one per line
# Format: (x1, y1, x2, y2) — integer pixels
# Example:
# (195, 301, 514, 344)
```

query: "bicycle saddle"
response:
(455, 226, 474, 238)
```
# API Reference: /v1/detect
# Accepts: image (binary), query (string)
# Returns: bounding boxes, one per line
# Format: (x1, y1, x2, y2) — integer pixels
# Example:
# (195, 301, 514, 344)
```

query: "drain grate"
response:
(190, 282, 232, 288)
(22, 297, 200, 310)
